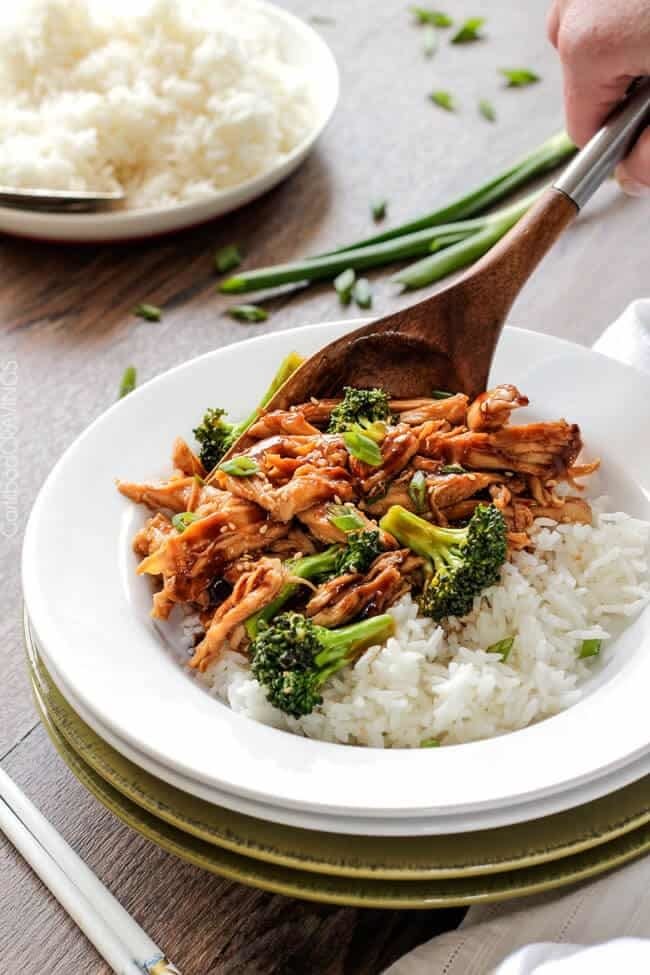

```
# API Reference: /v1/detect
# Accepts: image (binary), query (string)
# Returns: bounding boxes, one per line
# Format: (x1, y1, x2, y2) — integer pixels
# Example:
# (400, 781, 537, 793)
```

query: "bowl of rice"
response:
(0, 0, 339, 241)
(22, 321, 650, 827)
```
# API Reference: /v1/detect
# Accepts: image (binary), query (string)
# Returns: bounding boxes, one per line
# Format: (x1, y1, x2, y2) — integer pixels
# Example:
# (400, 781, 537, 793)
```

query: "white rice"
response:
(194, 504, 650, 748)
(0, 0, 315, 207)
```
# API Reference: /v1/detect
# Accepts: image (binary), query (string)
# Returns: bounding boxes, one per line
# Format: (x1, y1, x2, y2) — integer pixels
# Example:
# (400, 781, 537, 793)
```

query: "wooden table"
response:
(1, 1, 648, 971)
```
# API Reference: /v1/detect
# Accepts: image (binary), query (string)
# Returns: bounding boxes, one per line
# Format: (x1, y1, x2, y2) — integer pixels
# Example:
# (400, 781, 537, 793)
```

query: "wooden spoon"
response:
(231, 79, 650, 451)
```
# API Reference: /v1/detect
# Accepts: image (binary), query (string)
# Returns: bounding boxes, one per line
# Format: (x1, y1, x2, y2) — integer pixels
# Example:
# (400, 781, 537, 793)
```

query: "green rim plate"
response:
(32, 662, 650, 909)
(25, 615, 650, 884)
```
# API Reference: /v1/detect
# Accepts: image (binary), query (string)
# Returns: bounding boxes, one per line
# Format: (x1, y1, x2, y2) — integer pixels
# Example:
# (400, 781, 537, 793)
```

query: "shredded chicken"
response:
(119, 382, 599, 643)
(467, 384, 529, 431)
(306, 550, 423, 627)
(190, 558, 287, 671)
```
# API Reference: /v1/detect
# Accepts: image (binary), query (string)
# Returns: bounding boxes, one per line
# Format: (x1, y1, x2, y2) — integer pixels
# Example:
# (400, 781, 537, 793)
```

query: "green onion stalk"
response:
(322, 130, 575, 254)
(392, 189, 541, 291)
(219, 221, 484, 295)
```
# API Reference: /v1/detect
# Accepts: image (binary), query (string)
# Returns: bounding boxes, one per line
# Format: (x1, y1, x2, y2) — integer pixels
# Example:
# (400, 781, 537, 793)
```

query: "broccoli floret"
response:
(379, 503, 507, 621)
(251, 611, 395, 717)
(328, 386, 392, 434)
(193, 408, 235, 471)
(334, 529, 383, 575)
(245, 530, 385, 638)
(193, 351, 305, 472)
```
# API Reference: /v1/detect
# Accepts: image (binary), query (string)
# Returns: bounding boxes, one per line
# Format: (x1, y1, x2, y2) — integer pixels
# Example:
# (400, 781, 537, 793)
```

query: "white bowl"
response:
(22, 321, 650, 821)
(0, 1, 339, 243)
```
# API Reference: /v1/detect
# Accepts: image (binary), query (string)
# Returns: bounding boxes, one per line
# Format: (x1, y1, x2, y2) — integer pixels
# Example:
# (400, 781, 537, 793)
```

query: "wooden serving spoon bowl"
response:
(231, 79, 650, 452)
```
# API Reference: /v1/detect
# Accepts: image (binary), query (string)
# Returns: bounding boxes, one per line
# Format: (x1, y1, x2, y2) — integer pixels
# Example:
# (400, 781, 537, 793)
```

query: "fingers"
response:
(615, 126, 650, 196)
(546, 0, 561, 47)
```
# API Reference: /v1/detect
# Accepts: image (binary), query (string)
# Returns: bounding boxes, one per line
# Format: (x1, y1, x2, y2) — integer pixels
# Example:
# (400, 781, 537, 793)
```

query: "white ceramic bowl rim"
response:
(22, 321, 650, 818)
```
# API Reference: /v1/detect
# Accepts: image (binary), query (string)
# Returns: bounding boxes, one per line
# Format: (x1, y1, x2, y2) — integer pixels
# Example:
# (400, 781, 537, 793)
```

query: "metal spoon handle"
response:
(553, 76, 650, 209)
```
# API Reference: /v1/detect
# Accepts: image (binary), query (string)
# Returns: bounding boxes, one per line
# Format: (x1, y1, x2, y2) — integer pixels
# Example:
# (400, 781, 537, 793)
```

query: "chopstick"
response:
(0, 768, 180, 974)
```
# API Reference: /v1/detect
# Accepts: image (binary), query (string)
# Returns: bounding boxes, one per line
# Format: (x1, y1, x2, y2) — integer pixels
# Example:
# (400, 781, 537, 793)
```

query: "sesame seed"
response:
(260, 524, 268, 535)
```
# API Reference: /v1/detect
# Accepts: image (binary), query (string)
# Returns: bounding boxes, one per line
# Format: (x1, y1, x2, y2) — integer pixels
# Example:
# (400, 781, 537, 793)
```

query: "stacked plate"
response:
(22, 321, 650, 907)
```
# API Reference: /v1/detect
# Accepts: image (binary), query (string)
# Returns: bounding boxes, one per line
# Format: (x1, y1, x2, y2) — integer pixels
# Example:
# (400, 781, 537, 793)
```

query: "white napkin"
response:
(385, 299, 650, 975)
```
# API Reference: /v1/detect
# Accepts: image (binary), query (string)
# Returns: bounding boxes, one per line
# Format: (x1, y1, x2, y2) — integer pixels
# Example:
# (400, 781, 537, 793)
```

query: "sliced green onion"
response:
(411, 7, 452, 26)
(440, 464, 467, 474)
(500, 68, 540, 87)
(393, 191, 539, 290)
(344, 430, 383, 467)
(133, 303, 161, 322)
(420, 737, 440, 747)
(118, 366, 137, 399)
(430, 90, 455, 111)
(334, 267, 356, 305)
(432, 389, 453, 399)
(353, 277, 373, 309)
(215, 244, 242, 273)
(579, 638, 602, 659)
(371, 198, 388, 222)
(219, 456, 260, 477)
(194, 474, 204, 485)
(479, 98, 496, 122)
(423, 25, 437, 57)
(227, 304, 268, 323)
(487, 636, 514, 660)
(172, 511, 200, 533)
(328, 504, 365, 533)
(408, 470, 428, 513)
(451, 17, 485, 43)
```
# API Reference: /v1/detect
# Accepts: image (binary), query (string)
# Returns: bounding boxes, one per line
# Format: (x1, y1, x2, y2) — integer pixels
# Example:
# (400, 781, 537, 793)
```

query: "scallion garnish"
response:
(227, 304, 268, 323)
(371, 198, 388, 222)
(440, 464, 466, 474)
(344, 430, 383, 467)
(410, 7, 452, 27)
(479, 98, 496, 122)
(420, 737, 440, 747)
(353, 277, 373, 309)
(118, 366, 137, 399)
(334, 267, 356, 305)
(328, 504, 365, 533)
(172, 511, 200, 533)
(579, 638, 602, 659)
(432, 389, 453, 399)
(215, 244, 242, 273)
(133, 304, 161, 322)
(500, 68, 540, 87)
(408, 470, 428, 513)
(218, 456, 260, 477)
(430, 90, 455, 111)
(423, 25, 438, 57)
(487, 636, 514, 660)
(451, 17, 485, 43)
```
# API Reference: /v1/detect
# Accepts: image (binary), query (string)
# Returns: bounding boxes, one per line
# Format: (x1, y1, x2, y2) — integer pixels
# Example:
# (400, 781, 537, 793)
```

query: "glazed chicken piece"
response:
(246, 409, 321, 440)
(391, 394, 469, 426)
(136, 496, 287, 617)
(306, 550, 423, 627)
(350, 424, 419, 497)
(132, 512, 175, 558)
(171, 437, 207, 478)
(190, 557, 287, 671)
(426, 470, 506, 511)
(297, 502, 381, 544)
(467, 385, 529, 432)
(424, 421, 582, 479)
(117, 475, 201, 513)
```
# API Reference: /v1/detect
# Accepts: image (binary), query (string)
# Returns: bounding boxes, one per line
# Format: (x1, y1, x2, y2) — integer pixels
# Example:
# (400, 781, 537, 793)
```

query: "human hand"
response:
(547, 0, 650, 196)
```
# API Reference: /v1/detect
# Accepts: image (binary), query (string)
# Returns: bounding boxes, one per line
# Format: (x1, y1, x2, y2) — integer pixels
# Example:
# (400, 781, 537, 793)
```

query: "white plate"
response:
(0, 1, 339, 243)
(22, 321, 650, 820)
(31, 619, 650, 836)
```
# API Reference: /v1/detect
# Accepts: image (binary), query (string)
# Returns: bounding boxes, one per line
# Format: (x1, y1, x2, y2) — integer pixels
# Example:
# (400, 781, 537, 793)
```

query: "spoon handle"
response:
(554, 76, 650, 209)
